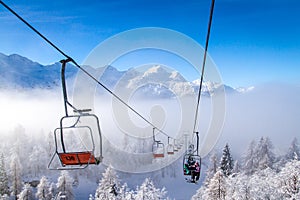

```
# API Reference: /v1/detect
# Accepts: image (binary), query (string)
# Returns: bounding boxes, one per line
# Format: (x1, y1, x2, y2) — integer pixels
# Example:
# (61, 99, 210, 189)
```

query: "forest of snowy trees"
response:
(0, 125, 171, 200)
(192, 137, 300, 200)
(0, 125, 299, 199)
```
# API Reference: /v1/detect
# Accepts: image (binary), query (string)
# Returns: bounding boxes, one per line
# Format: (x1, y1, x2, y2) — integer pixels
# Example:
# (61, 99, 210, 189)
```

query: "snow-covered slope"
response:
(0, 53, 77, 89)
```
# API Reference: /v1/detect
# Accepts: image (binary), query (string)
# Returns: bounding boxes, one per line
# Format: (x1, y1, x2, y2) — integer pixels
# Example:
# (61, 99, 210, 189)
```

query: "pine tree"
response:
(49, 183, 56, 199)
(286, 138, 300, 161)
(249, 168, 278, 199)
(135, 178, 166, 200)
(118, 183, 136, 200)
(220, 143, 233, 177)
(0, 154, 9, 196)
(204, 152, 219, 186)
(36, 176, 52, 200)
(10, 154, 23, 200)
(230, 173, 251, 200)
(94, 165, 121, 200)
(18, 183, 34, 200)
(29, 146, 46, 178)
(191, 187, 206, 200)
(255, 137, 275, 170)
(232, 160, 240, 174)
(56, 171, 74, 200)
(242, 140, 257, 175)
(278, 157, 300, 199)
(203, 170, 226, 200)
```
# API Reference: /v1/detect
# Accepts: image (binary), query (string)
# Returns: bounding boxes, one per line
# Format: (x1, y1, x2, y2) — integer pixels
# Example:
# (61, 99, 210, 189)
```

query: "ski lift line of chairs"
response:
(48, 59, 103, 170)
(152, 128, 184, 158)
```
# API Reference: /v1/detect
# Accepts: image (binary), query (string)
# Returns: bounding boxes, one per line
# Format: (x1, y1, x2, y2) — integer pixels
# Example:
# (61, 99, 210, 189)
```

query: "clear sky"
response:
(0, 0, 299, 87)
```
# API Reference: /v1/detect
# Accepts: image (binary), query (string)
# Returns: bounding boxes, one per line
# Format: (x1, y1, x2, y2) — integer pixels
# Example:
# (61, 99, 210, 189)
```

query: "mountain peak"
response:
(142, 65, 167, 77)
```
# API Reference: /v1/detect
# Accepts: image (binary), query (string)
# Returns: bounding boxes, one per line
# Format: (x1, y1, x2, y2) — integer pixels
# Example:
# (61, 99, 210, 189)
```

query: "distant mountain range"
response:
(0, 53, 254, 97)
(0, 53, 77, 89)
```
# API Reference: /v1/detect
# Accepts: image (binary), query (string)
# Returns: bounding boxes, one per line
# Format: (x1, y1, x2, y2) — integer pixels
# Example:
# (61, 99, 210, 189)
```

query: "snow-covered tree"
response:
(28, 145, 46, 178)
(249, 168, 279, 199)
(204, 152, 219, 186)
(56, 171, 74, 200)
(0, 154, 9, 196)
(94, 165, 121, 200)
(229, 173, 251, 200)
(203, 170, 226, 200)
(49, 183, 56, 199)
(242, 139, 257, 175)
(18, 183, 34, 200)
(285, 138, 300, 161)
(117, 183, 136, 200)
(232, 160, 240, 174)
(278, 157, 300, 199)
(220, 143, 233, 177)
(36, 176, 52, 200)
(135, 178, 166, 200)
(10, 154, 23, 200)
(192, 187, 206, 200)
(255, 137, 276, 170)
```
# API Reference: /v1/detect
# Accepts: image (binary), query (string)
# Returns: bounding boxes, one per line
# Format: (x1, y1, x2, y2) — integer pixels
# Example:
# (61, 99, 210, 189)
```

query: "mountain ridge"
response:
(0, 53, 253, 97)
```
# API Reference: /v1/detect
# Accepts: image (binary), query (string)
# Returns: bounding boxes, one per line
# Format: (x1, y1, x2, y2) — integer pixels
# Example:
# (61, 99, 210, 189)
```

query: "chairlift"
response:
(183, 154, 201, 175)
(174, 140, 181, 152)
(152, 128, 165, 158)
(166, 137, 174, 155)
(48, 58, 103, 170)
(183, 132, 201, 179)
(173, 143, 178, 152)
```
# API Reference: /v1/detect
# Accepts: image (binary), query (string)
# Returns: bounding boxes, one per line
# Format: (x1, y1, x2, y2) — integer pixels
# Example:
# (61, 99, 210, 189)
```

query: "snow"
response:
(0, 53, 300, 199)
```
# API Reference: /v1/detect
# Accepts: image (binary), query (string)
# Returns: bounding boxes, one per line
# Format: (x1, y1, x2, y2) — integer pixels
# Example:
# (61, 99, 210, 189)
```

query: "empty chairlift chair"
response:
(152, 128, 165, 158)
(48, 59, 103, 170)
(167, 137, 174, 155)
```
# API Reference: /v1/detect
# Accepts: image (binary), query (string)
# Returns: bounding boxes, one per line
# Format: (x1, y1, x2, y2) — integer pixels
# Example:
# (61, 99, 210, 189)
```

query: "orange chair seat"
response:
(58, 152, 99, 165)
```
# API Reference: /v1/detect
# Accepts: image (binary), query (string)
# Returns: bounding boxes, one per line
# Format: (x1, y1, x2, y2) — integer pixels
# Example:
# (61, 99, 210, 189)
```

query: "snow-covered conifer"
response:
(229, 173, 251, 200)
(204, 152, 219, 186)
(9, 154, 23, 200)
(220, 143, 233, 177)
(232, 160, 240, 174)
(94, 165, 121, 200)
(135, 178, 166, 200)
(242, 139, 257, 175)
(191, 187, 206, 200)
(285, 138, 300, 161)
(255, 137, 276, 170)
(36, 176, 52, 200)
(0, 154, 9, 196)
(278, 158, 300, 199)
(203, 170, 226, 200)
(56, 171, 74, 200)
(249, 168, 278, 199)
(28, 146, 46, 178)
(18, 183, 34, 200)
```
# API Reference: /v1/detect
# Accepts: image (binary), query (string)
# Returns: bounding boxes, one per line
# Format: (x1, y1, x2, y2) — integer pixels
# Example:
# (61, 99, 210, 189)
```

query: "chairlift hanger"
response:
(152, 128, 165, 158)
(167, 137, 175, 155)
(48, 59, 103, 170)
(183, 0, 215, 181)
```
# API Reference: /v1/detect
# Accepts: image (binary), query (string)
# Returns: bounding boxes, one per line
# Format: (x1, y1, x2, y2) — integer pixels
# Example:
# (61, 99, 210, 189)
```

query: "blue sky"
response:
(0, 0, 299, 87)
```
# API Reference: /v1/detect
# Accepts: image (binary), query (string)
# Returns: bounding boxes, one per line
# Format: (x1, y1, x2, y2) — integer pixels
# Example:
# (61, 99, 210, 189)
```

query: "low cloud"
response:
(0, 82, 299, 158)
